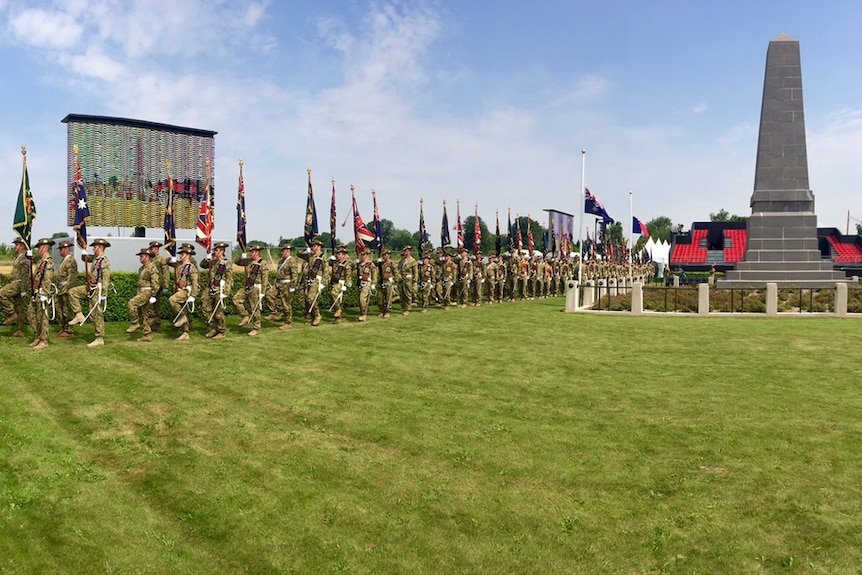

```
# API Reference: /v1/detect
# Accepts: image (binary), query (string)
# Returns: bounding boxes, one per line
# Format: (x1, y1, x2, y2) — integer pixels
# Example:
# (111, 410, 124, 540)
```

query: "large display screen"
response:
(62, 114, 217, 229)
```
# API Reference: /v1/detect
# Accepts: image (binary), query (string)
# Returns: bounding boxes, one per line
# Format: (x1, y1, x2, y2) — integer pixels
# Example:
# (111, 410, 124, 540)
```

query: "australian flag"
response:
(585, 188, 614, 224)
(73, 158, 89, 250)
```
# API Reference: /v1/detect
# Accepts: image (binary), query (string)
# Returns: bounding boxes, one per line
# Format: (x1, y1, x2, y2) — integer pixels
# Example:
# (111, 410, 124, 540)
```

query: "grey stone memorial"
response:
(720, 34, 846, 288)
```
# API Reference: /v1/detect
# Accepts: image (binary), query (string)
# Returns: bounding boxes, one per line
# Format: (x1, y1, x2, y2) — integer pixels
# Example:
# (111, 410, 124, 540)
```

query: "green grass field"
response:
(2, 299, 862, 574)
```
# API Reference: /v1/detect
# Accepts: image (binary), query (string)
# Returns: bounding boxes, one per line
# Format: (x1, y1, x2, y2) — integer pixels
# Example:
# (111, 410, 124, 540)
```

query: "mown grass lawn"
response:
(2, 299, 862, 574)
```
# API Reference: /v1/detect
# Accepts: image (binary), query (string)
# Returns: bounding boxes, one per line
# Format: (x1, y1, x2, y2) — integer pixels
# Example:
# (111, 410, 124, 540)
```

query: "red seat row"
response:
(670, 229, 708, 264)
(826, 236, 862, 263)
(723, 229, 747, 263)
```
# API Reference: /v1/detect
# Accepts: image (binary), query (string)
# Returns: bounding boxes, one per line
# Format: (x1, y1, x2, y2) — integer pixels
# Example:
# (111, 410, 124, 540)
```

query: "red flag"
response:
(473, 204, 482, 255)
(527, 215, 534, 254)
(352, 186, 375, 255)
(456, 200, 464, 253)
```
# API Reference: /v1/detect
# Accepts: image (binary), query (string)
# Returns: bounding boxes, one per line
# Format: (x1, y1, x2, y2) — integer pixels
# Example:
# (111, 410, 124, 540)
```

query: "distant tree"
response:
(51, 231, 70, 239)
(646, 216, 674, 243)
(387, 229, 414, 252)
(411, 231, 433, 252)
(607, 221, 624, 248)
(710, 209, 748, 223)
(857, 223, 862, 236)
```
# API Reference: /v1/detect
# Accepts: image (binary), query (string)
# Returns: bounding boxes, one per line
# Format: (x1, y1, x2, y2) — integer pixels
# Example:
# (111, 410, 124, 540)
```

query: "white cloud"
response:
(8, 7, 83, 49)
(691, 102, 708, 115)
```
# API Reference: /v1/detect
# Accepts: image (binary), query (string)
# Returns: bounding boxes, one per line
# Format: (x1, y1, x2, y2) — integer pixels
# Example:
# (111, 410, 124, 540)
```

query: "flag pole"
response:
(578, 149, 585, 285)
(628, 190, 633, 280)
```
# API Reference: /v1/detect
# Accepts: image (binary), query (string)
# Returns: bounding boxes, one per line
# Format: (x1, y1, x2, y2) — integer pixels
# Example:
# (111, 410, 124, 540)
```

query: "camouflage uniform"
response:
(127, 248, 160, 341)
(456, 251, 472, 308)
(441, 253, 457, 307)
(471, 254, 485, 306)
(265, 243, 299, 329)
(169, 245, 199, 339)
(233, 245, 268, 335)
(55, 241, 78, 336)
(27, 238, 55, 349)
(0, 238, 30, 335)
(68, 238, 111, 347)
(485, 256, 498, 303)
(329, 245, 353, 323)
(200, 242, 233, 338)
(377, 250, 396, 318)
(356, 248, 377, 321)
(148, 241, 171, 331)
(397, 246, 418, 315)
(418, 254, 435, 312)
(300, 239, 329, 326)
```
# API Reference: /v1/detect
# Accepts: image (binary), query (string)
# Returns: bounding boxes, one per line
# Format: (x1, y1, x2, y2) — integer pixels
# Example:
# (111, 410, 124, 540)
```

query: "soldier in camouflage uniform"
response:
(265, 242, 300, 330)
(485, 254, 498, 304)
(418, 251, 435, 313)
(68, 238, 111, 347)
(200, 241, 232, 339)
(148, 240, 171, 332)
(471, 253, 485, 306)
(356, 248, 377, 321)
(126, 248, 160, 342)
(0, 237, 31, 337)
(170, 244, 199, 340)
(377, 249, 396, 318)
(455, 250, 472, 308)
(300, 238, 328, 326)
(55, 240, 78, 337)
(329, 244, 352, 324)
(233, 243, 268, 336)
(27, 238, 55, 349)
(441, 251, 457, 308)
(397, 245, 418, 316)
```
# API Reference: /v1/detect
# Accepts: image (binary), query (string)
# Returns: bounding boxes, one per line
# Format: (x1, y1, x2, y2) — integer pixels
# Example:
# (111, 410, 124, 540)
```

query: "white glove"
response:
(186, 286, 192, 293)
(40, 295, 48, 302)
(148, 296, 156, 304)
(341, 285, 347, 292)
(20, 292, 26, 297)
(26, 250, 33, 257)
(339, 279, 345, 285)
(219, 279, 225, 288)
(161, 288, 169, 294)
(99, 296, 107, 302)
(82, 248, 89, 255)
(316, 275, 322, 281)
(169, 257, 177, 264)
(188, 296, 195, 303)
(241, 252, 248, 259)
(289, 287, 295, 293)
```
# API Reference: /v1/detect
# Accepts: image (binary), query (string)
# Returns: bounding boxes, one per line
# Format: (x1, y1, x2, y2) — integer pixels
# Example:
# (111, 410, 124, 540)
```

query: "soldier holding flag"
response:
(233, 243, 268, 336)
(300, 238, 328, 326)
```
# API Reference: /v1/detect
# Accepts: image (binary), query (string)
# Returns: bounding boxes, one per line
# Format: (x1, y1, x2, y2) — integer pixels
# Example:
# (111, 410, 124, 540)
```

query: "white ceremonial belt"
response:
(140, 287, 153, 291)
(254, 283, 262, 289)
(404, 274, 412, 278)
(279, 279, 292, 284)
(59, 281, 69, 285)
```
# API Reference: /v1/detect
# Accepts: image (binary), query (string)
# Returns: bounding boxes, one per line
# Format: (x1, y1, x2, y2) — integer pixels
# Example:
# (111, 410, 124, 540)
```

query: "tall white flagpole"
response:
(578, 148, 586, 285)
(628, 190, 633, 280)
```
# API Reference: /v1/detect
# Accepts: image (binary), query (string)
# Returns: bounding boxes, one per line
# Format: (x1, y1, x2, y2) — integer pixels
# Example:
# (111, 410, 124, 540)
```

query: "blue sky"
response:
(3, 0, 862, 245)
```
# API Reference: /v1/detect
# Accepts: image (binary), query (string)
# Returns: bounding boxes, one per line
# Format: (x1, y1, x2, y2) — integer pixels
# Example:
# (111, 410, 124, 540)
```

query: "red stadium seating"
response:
(826, 236, 862, 263)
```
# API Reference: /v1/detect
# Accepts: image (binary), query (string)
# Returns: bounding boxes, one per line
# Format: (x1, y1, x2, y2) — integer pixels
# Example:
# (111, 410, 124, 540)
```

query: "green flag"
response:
(13, 148, 36, 249)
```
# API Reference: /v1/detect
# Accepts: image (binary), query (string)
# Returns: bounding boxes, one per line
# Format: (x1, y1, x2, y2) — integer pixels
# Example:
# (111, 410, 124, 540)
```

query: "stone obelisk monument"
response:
(721, 34, 845, 288)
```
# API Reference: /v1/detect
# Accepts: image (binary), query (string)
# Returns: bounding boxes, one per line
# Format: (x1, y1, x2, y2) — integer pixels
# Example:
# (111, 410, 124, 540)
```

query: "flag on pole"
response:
(72, 145, 89, 250)
(236, 160, 247, 253)
(13, 147, 36, 249)
(372, 189, 384, 256)
(163, 161, 177, 257)
(304, 166, 317, 247)
(352, 186, 375, 255)
(585, 188, 614, 223)
(419, 198, 428, 254)
(441, 200, 451, 248)
(456, 200, 464, 253)
(495, 210, 501, 256)
(507, 209, 514, 252)
(632, 216, 649, 237)
(515, 215, 523, 251)
(196, 158, 213, 254)
(330, 178, 337, 252)
(473, 204, 482, 256)
(526, 215, 535, 254)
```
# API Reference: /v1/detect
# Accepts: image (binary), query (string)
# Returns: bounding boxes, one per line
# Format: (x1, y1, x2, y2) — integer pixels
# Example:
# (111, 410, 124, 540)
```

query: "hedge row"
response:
(1, 272, 362, 323)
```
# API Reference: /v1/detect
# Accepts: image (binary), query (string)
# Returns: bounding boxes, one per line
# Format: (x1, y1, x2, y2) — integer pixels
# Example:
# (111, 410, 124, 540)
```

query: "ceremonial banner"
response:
(236, 160, 247, 253)
(13, 148, 36, 249)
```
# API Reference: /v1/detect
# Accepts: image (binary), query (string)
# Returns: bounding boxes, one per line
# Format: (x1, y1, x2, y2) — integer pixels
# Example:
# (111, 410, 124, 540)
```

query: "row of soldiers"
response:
(1, 234, 654, 347)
